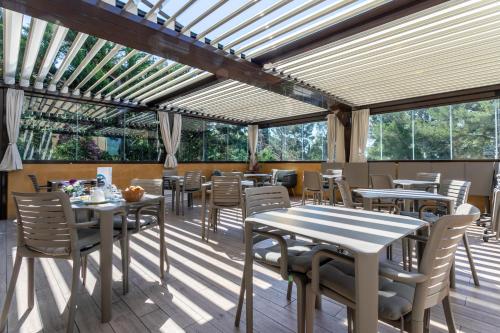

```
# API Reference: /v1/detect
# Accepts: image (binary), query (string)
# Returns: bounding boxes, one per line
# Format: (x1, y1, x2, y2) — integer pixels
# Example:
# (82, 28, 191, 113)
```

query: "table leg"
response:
(99, 210, 114, 323)
(355, 252, 379, 333)
(201, 187, 206, 240)
(159, 198, 166, 278)
(363, 197, 373, 210)
(244, 221, 254, 333)
(329, 178, 334, 206)
(175, 181, 180, 216)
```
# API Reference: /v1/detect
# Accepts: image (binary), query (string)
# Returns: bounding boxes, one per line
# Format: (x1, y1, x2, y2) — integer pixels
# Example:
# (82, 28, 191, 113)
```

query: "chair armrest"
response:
(310, 249, 354, 295)
(379, 262, 427, 284)
(253, 230, 289, 280)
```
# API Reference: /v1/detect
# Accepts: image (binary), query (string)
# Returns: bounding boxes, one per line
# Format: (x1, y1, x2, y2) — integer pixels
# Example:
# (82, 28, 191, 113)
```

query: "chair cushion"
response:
(113, 214, 157, 230)
(78, 228, 120, 251)
(254, 239, 333, 274)
(312, 261, 414, 321)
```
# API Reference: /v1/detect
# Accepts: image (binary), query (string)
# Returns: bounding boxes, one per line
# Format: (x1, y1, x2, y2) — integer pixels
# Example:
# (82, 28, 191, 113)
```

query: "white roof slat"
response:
(48, 32, 89, 91)
(180, 0, 228, 34)
(138, 68, 203, 103)
(34, 25, 69, 89)
(163, 0, 197, 29)
(3, 8, 23, 85)
(20, 18, 48, 87)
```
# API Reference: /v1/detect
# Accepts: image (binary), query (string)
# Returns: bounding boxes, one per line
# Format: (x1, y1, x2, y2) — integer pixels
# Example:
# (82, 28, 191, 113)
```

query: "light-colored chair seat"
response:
(254, 240, 332, 274)
(400, 211, 439, 223)
(112, 215, 157, 229)
(311, 261, 414, 321)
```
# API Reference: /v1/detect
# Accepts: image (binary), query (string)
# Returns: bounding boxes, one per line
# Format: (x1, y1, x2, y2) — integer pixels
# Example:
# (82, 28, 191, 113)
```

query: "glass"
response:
(124, 111, 159, 161)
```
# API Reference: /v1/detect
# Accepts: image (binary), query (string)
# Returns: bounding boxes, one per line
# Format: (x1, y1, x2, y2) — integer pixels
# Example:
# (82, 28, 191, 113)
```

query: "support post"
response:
(0, 88, 8, 219)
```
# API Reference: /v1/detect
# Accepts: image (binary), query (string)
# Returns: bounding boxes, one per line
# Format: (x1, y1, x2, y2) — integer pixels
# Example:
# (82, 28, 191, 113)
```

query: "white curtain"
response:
(327, 113, 345, 163)
(350, 109, 370, 163)
(159, 112, 182, 168)
(248, 125, 258, 168)
(0, 89, 24, 171)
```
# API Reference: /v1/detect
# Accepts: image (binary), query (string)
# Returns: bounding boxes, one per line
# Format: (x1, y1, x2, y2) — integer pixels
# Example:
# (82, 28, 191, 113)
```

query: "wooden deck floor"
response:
(1, 198, 500, 333)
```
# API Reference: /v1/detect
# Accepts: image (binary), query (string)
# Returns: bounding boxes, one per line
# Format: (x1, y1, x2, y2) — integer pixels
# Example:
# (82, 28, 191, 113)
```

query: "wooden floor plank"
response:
(1, 197, 499, 333)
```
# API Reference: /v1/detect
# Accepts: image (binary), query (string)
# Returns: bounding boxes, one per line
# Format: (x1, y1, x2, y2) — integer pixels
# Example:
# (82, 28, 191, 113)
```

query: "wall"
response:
(6, 162, 247, 218)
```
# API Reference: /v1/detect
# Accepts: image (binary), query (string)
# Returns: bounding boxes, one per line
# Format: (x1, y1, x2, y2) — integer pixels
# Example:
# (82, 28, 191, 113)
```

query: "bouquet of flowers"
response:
(61, 179, 84, 197)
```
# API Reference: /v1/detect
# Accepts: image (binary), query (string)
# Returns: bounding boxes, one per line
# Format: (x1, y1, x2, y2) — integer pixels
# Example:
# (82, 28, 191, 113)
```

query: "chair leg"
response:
(302, 190, 306, 205)
(424, 308, 431, 333)
(286, 281, 293, 301)
(347, 308, 354, 333)
(235, 268, 245, 327)
(81, 255, 88, 286)
(407, 238, 413, 271)
(305, 284, 316, 333)
(402, 239, 408, 270)
(27, 257, 35, 309)
(181, 189, 185, 215)
(315, 294, 322, 310)
(171, 189, 175, 211)
(462, 232, 480, 287)
(442, 295, 457, 333)
(295, 278, 306, 333)
(0, 254, 23, 332)
(67, 255, 81, 333)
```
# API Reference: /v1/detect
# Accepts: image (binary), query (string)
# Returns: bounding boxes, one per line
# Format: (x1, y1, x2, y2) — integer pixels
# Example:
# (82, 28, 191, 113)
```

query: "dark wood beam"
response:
(0, 0, 346, 110)
(255, 111, 331, 128)
(364, 84, 500, 115)
(253, 0, 448, 66)
(0, 88, 8, 219)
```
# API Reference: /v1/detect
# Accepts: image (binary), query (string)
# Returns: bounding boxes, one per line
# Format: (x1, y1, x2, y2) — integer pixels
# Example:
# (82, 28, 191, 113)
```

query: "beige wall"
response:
(5, 161, 489, 218)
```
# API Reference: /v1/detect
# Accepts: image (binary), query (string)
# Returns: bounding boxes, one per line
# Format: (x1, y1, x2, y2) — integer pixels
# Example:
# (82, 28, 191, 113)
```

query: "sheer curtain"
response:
(159, 112, 182, 168)
(0, 89, 24, 171)
(327, 113, 345, 163)
(248, 125, 258, 169)
(350, 109, 370, 163)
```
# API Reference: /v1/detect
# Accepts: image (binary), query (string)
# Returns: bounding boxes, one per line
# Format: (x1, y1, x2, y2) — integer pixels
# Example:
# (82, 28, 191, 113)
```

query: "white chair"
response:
(1, 192, 128, 333)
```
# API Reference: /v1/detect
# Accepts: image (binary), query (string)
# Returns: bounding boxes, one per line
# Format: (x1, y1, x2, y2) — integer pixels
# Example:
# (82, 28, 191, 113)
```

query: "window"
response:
(176, 117, 248, 162)
(367, 98, 500, 161)
(258, 121, 327, 161)
(18, 95, 160, 162)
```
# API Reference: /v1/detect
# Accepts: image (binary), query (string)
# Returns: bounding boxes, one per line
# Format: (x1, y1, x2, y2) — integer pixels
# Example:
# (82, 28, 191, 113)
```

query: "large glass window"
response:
(367, 98, 500, 161)
(176, 118, 248, 162)
(258, 121, 327, 161)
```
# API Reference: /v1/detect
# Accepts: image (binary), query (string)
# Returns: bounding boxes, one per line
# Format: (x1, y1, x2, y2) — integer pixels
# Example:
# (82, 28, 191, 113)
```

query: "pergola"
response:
(0, 0, 495, 125)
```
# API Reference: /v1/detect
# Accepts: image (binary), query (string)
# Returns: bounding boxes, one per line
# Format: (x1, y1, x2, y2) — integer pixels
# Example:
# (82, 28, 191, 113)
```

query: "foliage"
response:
(368, 99, 498, 160)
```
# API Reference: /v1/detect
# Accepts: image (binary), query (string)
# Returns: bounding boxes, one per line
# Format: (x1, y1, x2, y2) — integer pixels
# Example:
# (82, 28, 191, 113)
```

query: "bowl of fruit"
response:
(122, 185, 145, 202)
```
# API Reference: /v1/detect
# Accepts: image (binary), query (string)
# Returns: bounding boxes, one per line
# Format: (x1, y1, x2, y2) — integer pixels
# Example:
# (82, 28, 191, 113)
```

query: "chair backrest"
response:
(211, 176, 242, 207)
(438, 179, 471, 211)
(414, 172, 441, 192)
(131, 179, 163, 195)
(13, 192, 77, 257)
(415, 204, 478, 311)
(221, 171, 244, 179)
(184, 171, 202, 191)
(245, 186, 291, 217)
(27, 174, 42, 192)
(303, 171, 322, 191)
(326, 169, 343, 177)
(335, 178, 355, 208)
(370, 174, 394, 189)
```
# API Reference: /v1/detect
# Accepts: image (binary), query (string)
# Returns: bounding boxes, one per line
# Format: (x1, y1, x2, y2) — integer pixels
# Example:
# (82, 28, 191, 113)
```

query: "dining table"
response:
(353, 188, 455, 213)
(200, 179, 254, 240)
(243, 205, 428, 333)
(71, 194, 166, 323)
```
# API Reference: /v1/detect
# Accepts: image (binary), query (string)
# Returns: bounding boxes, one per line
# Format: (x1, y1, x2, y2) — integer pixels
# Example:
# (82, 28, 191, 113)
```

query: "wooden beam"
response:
(254, 0, 449, 66)
(365, 84, 500, 115)
(0, 0, 345, 109)
(0, 88, 8, 219)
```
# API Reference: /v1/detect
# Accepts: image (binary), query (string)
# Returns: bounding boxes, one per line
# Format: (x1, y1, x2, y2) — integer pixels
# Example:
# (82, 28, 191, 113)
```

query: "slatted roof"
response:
(162, 79, 327, 122)
(269, 0, 500, 106)
(0, 0, 391, 123)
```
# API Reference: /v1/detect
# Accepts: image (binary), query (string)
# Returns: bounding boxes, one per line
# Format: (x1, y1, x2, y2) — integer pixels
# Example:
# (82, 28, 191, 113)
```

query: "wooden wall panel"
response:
(6, 163, 247, 218)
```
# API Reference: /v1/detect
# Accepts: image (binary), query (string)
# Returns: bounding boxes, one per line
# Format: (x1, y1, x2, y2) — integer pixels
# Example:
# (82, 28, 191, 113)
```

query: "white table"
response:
(71, 194, 165, 322)
(353, 188, 455, 213)
(244, 205, 427, 333)
(200, 180, 254, 240)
